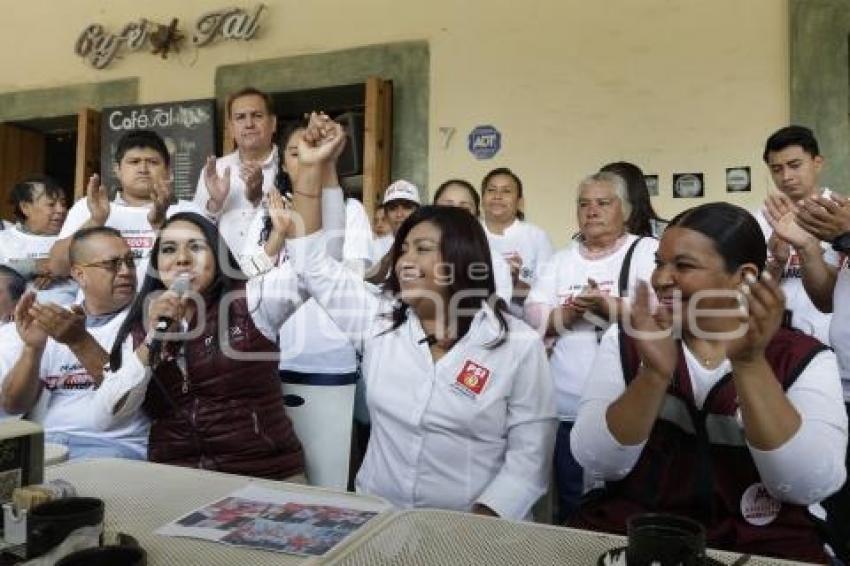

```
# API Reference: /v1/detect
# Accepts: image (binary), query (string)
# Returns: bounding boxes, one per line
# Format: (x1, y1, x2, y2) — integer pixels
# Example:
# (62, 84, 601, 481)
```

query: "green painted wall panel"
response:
(791, 0, 850, 192)
(0, 79, 139, 122)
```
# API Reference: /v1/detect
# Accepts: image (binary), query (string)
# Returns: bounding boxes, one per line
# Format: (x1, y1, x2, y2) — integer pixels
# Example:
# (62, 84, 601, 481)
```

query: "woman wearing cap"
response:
(480, 168, 553, 315)
(288, 114, 555, 519)
(367, 180, 421, 283)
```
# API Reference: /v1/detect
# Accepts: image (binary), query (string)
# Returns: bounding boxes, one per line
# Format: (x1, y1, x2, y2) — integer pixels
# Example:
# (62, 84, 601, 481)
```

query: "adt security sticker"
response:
(468, 125, 501, 160)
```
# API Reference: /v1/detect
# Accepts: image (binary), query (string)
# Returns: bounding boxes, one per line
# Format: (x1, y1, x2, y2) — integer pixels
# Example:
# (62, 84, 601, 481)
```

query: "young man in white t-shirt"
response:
(2, 227, 148, 459)
(48, 130, 197, 285)
(756, 125, 837, 344)
(760, 125, 850, 561)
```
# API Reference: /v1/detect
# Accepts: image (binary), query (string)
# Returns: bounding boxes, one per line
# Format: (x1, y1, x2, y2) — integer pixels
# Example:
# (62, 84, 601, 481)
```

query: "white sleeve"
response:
(524, 254, 560, 332)
(491, 254, 514, 304)
(288, 231, 381, 352)
(343, 199, 374, 263)
(748, 350, 848, 504)
(476, 334, 557, 519)
(57, 199, 95, 239)
(193, 167, 211, 212)
(246, 262, 308, 342)
(90, 337, 151, 430)
(570, 327, 646, 481)
(321, 188, 346, 262)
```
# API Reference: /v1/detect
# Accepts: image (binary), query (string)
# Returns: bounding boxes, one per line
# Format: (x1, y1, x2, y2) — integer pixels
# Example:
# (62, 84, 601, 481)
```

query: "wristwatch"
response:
(832, 232, 850, 253)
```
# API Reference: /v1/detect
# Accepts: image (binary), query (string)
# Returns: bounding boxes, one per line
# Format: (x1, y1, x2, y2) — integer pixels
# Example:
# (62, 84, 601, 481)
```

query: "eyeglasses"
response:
(77, 254, 136, 273)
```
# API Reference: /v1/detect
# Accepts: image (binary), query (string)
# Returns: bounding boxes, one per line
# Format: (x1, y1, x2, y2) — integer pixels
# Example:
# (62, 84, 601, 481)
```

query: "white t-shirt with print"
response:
(0, 310, 148, 457)
(482, 219, 554, 286)
(754, 208, 836, 345)
(527, 235, 658, 420)
(0, 225, 78, 304)
(59, 194, 201, 287)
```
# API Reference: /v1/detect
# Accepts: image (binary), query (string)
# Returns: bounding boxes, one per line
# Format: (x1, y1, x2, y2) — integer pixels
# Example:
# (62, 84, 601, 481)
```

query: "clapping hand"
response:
(725, 271, 784, 364)
(203, 156, 231, 214)
(796, 191, 850, 242)
(86, 174, 110, 226)
(268, 190, 294, 239)
(148, 173, 173, 229)
(14, 292, 48, 350)
(764, 192, 817, 249)
(624, 281, 677, 381)
(30, 303, 86, 346)
(241, 162, 263, 205)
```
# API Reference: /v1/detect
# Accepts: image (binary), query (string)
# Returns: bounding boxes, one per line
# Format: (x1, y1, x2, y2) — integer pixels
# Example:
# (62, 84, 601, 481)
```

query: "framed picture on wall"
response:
(673, 173, 704, 198)
(726, 166, 751, 192)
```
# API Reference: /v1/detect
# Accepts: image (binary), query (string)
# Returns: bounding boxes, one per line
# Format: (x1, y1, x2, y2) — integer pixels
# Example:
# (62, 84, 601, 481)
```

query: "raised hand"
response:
(268, 190, 293, 238)
(148, 174, 173, 229)
(203, 156, 231, 214)
(298, 112, 346, 166)
(796, 192, 850, 242)
(14, 292, 48, 350)
(725, 271, 784, 363)
(30, 303, 86, 346)
(240, 162, 263, 205)
(764, 192, 816, 249)
(86, 174, 110, 226)
(622, 281, 677, 380)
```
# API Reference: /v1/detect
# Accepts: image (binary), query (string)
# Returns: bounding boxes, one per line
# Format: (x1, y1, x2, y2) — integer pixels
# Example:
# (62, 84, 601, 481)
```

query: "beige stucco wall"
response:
(0, 0, 788, 245)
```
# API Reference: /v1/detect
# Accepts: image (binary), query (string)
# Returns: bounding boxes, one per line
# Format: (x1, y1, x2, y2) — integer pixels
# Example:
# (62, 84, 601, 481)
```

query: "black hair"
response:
(762, 125, 820, 163)
(9, 174, 66, 222)
(109, 212, 243, 371)
(668, 202, 766, 273)
(258, 121, 305, 245)
(599, 161, 666, 237)
(115, 130, 171, 167)
(0, 265, 26, 303)
(383, 205, 510, 346)
(433, 179, 480, 217)
(481, 167, 525, 220)
(226, 86, 275, 117)
(68, 226, 124, 265)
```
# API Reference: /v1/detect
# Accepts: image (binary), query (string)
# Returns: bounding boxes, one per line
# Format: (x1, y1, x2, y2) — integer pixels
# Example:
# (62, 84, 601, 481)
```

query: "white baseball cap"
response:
(382, 180, 421, 206)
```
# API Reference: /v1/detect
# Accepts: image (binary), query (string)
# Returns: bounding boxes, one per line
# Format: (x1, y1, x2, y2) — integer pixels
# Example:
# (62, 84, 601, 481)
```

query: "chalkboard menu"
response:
(100, 99, 217, 201)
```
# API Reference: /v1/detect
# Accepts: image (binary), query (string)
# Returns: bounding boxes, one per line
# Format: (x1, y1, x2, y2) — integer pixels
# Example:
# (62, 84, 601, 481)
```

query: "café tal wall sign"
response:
(75, 4, 266, 69)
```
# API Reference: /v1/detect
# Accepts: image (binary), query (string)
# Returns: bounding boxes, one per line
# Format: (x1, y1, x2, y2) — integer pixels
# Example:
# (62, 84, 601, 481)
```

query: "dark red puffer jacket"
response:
(133, 286, 303, 479)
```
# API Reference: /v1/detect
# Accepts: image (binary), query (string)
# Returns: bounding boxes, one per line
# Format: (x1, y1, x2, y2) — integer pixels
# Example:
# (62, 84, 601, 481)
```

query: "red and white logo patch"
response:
(454, 360, 491, 396)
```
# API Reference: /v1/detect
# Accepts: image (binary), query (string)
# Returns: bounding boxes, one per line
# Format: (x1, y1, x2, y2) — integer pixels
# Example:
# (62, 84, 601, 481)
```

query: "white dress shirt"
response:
(193, 146, 278, 256)
(571, 326, 848, 506)
(287, 231, 557, 520)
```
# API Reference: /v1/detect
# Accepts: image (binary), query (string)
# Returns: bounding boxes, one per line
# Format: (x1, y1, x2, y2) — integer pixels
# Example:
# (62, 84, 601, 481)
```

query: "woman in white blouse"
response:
(288, 114, 556, 519)
(569, 202, 847, 562)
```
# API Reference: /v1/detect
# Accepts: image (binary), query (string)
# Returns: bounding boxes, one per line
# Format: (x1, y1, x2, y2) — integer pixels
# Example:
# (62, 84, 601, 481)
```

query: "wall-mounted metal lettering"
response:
(74, 5, 265, 69)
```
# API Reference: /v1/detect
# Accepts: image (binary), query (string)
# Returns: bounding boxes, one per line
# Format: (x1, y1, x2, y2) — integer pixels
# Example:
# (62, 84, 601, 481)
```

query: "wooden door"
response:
(74, 108, 101, 202)
(0, 124, 46, 222)
(363, 77, 393, 217)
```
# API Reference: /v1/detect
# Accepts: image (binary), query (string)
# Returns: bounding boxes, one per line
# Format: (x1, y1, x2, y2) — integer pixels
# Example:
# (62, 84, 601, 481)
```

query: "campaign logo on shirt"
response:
(43, 367, 94, 391)
(452, 360, 491, 398)
(784, 252, 802, 279)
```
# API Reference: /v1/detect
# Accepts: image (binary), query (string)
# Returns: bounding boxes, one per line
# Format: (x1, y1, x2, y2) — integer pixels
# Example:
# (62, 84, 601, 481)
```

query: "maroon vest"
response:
(133, 285, 303, 480)
(570, 328, 829, 563)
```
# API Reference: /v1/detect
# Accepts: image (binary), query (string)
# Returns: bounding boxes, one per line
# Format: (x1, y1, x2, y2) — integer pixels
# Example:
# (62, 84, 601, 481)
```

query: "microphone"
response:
(148, 275, 192, 360)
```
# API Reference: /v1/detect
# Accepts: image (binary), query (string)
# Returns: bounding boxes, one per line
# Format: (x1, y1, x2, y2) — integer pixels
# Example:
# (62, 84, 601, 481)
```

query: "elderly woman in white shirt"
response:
(287, 114, 556, 519)
(569, 202, 847, 563)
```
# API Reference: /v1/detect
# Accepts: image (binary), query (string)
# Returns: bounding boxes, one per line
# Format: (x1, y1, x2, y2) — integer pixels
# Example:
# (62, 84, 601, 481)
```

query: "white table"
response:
(43, 460, 816, 565)
(322, 509, 815, 566)
(44, 458, 392, 565)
